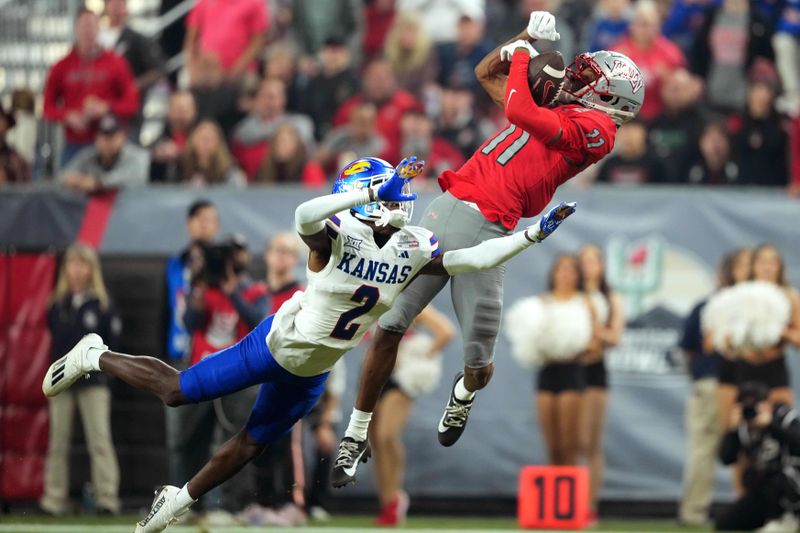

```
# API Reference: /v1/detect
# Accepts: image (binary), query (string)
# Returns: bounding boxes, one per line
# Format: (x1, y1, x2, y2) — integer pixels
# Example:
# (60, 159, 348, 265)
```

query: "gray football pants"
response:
(379, 192, 511, 368)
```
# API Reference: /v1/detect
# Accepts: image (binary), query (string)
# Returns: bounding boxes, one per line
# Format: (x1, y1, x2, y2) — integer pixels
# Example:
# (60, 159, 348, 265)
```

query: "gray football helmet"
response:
(559, 50, 645, 125)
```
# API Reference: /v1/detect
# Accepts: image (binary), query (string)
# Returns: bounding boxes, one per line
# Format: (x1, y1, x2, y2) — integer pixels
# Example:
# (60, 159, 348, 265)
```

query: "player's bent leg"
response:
(464, 362, 494, 391)
(100, 351, 185, 406)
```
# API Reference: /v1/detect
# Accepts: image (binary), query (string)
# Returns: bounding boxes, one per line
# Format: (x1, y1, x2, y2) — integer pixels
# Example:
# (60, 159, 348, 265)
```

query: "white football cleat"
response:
(135, 485, 192, 533)
(42, 333, 106, 397)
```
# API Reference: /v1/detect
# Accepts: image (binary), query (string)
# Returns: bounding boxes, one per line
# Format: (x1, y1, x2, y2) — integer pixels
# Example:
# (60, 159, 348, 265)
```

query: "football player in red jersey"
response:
(333, 11, 645, 485)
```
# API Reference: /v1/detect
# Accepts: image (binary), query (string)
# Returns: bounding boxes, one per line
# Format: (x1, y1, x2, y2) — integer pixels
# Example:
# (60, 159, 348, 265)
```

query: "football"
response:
(527, 51, 566, 107)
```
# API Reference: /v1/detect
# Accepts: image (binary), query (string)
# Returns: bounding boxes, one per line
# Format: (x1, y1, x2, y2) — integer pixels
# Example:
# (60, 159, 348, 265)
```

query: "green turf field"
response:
(0, 514, 721, 532)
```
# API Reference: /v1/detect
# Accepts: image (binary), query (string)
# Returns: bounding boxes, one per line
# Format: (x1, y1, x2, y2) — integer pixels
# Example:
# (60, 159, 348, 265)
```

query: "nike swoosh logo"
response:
(507, 89, 517, 106)
(342, 449, 366, 477)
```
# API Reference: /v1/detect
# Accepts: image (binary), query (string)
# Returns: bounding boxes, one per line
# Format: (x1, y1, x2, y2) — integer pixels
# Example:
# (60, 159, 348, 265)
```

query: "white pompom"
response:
(504, 295, 593, 365)
(702, 281, 791, 353)
(393, 333, 442, 398)
(538, 297, 594, 361)
(504, 297, 547, 367)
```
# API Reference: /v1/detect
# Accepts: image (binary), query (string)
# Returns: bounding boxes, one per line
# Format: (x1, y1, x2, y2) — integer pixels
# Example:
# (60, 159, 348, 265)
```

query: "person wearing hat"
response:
(59, 114, 149, 192)
(0, 103, 31, 185)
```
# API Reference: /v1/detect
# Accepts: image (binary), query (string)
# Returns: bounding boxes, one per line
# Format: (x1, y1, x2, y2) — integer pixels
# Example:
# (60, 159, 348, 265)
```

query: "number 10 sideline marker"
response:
(518, 466, 590, 530)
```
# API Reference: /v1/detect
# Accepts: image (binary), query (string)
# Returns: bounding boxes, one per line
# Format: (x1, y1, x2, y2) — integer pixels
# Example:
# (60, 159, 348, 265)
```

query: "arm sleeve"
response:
(101, 146, 150, 188)
(443, 231, 534, 275)
(229, 290, 266, 329)
(294, 189, 373, 235)
(43, 63, 65, 122)
(504, 50, 563, 144)
(109, 57, 140, 119)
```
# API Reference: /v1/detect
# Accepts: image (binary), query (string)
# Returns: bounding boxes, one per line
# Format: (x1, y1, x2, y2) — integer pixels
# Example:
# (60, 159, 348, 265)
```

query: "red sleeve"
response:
(249, 0, 269, 33)
(301, 161, 327, 188)
(504, 50, 563, 144)
(43, 61, 66, 122)
(550, 108, 616, 166)
(109, 55, 140, 118)
(791, 117, 800, 188)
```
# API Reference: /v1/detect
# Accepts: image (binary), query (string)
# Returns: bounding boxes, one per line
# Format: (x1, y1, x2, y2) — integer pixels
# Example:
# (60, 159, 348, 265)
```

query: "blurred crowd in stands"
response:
(0, 0, 799, 192)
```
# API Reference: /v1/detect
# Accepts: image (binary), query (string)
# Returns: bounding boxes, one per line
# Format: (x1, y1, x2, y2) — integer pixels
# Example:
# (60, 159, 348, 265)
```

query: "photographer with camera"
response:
(715, 382, 800, 532)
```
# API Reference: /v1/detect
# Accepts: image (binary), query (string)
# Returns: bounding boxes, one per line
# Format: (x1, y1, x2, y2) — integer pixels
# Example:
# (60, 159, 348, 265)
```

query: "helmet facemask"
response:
(351, 174, 414, 229)
(559, 52, 641, 126)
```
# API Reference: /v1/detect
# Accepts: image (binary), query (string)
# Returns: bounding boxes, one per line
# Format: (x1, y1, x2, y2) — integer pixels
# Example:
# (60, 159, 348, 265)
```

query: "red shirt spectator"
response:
(333, 58, 422, 162)
(363, 0, 396, 59)
(188, 287, 248, 365)
(43, 9, 139, 155)
(611, 1, 685, 122)
(186, 0, 268, 76)
(400, 111, 465, 179)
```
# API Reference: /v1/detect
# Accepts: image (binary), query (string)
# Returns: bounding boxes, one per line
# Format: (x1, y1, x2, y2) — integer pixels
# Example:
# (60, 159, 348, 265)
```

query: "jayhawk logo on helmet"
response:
(332, 157, 414, 227)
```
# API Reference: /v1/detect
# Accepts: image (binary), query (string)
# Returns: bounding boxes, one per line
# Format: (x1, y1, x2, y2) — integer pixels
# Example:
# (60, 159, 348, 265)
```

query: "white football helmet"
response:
(559, 50, 645, 125)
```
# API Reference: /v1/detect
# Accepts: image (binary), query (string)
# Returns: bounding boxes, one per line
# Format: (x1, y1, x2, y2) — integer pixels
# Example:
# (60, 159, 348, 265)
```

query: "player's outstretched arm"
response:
(505, 50, 563, 145)
(421, 202, 577, 276)
(474, 29, 532, 108)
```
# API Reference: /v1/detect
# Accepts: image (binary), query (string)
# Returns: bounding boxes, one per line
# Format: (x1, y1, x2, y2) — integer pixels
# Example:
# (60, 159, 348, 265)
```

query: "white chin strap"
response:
(376, 206, 408, 228)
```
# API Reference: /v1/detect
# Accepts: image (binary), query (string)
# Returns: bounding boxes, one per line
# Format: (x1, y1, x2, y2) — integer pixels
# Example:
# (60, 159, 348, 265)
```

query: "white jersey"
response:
(267, 211, 440, 376)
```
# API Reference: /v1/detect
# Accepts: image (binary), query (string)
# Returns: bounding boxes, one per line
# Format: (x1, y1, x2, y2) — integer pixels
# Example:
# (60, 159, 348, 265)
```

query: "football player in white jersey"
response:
(41, 156, 575, 532)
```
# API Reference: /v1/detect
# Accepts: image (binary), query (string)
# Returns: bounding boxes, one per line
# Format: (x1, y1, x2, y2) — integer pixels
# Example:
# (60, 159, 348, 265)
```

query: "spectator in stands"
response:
(649, 69, 706, 183)
(318, 103, 388, 173)
(363, 0, 396, 60)
(292, 0, 363, 59)
(733, 71, 788, 186)
(180, 120, 246, 187)
(773, 1, 800, 116)
(41, 244, 121, 516)
(596, 120, 664, 184)
(263, 45, 303, 112)
(0, 104, 31, 185)
(400, 110, 465, 180)
(184, 0, 268, 79)
(436, 6, 495, 93)
(435, 85, 482, 158)
(686, 121, 740, 184)
(690, 0, 774, 114)
(384, 12, 438, 99)
(333, 58, 421, 163)
(398, 0, 486, 44)
(254, 124, 325, 186)
(790, 117, 800, 196)
(100, 0, 164, 92)
(6, 89, 37, 166)
(43, 8, 139, 163)
(662, 0, 719, 54)
(611, 0, 685, 122)
(59, 114, 149, 192)
(150, 91, 197, 183)
(189, 54, 243, 137)
(583, 0, 631, 52)
(233, 78, 315, 179)
(299, 38, 359, 141)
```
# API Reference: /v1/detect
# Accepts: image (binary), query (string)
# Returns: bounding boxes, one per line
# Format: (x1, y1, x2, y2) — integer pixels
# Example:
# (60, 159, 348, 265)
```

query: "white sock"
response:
(175, 484, 196, 510)
(454, 377, 475, 402)
(85, 346, 104, 372)
(344, 408, 372, 441)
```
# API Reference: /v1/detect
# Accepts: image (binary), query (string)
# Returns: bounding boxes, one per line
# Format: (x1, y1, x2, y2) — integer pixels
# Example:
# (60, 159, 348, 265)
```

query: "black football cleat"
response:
(437, 372, 474, 447)
(331, 437, 371, 488)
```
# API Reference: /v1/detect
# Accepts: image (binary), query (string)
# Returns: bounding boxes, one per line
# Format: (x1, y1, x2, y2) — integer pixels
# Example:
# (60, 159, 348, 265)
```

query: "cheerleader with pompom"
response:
(506, 255, 600, 466)
(578, 245, 624, 521)
(737, 244, 800, 405)
(370, 306, 455, 526)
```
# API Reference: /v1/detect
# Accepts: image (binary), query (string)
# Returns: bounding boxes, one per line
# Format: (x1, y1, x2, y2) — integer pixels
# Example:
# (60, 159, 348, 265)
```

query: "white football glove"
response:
(500, 40, 538, 62)
(527, 11, 560, 41)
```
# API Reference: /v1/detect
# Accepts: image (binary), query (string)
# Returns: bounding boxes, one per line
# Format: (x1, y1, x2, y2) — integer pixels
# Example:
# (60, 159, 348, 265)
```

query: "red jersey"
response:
(189, 288, 248, 365)
(43, 48, 140, 144)
(439, 51, 617, 231)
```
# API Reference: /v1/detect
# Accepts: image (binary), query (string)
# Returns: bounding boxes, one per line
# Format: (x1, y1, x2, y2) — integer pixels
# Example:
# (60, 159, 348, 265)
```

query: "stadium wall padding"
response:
(0, 185, 798, 503)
